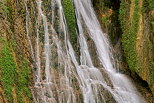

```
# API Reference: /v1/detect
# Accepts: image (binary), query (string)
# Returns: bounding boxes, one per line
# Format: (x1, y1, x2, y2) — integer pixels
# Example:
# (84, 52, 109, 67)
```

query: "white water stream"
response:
(25, 0, 146, 103)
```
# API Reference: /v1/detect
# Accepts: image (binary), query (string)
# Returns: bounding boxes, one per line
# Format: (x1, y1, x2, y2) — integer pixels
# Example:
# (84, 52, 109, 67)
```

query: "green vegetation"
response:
(150, 62, 154, 84)
(0, 39, 32, 103)
(119, 0, 140, 71)
(119, 1, 130, 31)
(0, 0, 32, 101)
(146, 0, 154, 10)
(145, 0, 154, 33)
(102, 16, 108, 26)
(62, 0, 77, 45)
(98, 0, 111, 27)
(10, 40, 32, 103)
(16, 59, 32, 103)
(0, 40, 17, 102)
(119, 0, 154, 94)
(0, 0, 14, 23)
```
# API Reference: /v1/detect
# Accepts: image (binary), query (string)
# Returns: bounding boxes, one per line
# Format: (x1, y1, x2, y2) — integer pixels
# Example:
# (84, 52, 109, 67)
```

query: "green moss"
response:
(16, 59, 32, 103)
(144, 0, 154, 33)
(146, 0, 154, 10)
(0, 0, 14, 23)
(119, 0, 140, 71)
(0, 0, 32, 102)
(0, 39, 32, 103)
(62, 0, 77, 46)
(0, 40, 17, 103)
(102, 16, 108, 26)
(11, 40, 32, 102)
(119, 0, 130, 33)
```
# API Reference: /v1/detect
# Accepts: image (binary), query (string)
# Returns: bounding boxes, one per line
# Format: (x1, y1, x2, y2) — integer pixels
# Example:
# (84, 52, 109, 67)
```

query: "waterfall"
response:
(25, 0, 146, 103)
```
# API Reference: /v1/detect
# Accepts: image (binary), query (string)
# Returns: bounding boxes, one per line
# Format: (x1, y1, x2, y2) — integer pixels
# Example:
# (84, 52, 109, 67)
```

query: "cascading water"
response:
(25, 0, 146, 103)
